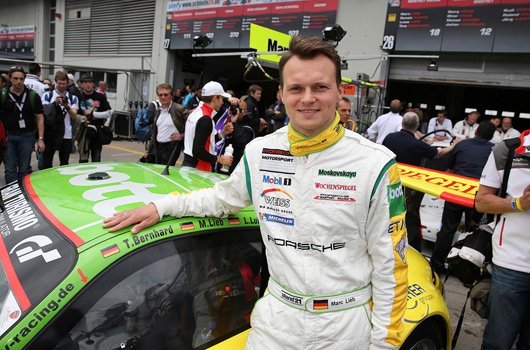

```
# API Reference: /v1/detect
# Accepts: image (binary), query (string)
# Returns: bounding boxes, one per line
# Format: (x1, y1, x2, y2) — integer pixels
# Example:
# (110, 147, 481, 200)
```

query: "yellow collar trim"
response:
(288, 112, 345, 156)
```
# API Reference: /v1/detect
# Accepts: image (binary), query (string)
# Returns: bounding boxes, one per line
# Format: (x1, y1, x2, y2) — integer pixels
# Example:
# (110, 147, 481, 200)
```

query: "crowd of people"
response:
(0, 64, 112, 184)
(1, 38, 529, 349)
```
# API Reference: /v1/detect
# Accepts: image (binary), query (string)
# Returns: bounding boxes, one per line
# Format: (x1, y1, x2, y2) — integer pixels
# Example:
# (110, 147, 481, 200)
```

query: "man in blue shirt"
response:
(430, 121, 496, 274)
(384, 111, 456, 251)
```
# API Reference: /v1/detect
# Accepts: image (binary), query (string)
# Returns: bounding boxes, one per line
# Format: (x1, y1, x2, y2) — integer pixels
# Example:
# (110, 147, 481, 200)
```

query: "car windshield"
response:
(40, 227, 263, 350)
(0, 265, 20, 336)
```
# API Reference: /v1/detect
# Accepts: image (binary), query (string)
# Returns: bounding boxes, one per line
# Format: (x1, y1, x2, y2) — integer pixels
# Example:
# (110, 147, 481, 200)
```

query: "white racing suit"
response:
(154, 127, 408, 350)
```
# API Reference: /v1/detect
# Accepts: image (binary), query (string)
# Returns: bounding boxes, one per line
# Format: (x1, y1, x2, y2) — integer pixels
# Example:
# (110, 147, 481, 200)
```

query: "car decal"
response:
(24, 176, 85, 247)
(0, 238, 30, 311)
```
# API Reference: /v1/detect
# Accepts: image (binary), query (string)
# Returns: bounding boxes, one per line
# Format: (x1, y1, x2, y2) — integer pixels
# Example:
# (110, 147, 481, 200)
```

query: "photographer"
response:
(41, 71, 78, 168)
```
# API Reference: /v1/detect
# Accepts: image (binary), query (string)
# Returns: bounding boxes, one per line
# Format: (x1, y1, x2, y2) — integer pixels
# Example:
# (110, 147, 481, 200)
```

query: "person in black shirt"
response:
(430, 121, 495, 274)
(77, 73, 112, 162)
(0, 66, 45, 184)
(383, 111, 456, 251)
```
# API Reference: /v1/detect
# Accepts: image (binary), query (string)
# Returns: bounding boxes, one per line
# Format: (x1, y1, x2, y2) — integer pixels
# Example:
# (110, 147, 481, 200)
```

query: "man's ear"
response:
(337, 83, 344, 103)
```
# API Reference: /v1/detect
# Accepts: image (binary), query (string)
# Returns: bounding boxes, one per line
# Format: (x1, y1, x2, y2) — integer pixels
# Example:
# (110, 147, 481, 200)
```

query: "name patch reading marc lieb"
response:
(260, 148, 296, 174)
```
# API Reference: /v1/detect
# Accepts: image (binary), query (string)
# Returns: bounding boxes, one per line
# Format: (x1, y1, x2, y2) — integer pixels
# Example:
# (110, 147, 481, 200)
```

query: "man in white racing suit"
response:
(104, 36, 408, 350)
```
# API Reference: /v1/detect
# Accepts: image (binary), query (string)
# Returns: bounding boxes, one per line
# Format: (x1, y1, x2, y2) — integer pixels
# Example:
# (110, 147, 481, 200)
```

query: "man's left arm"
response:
(366, 160, 408, 350)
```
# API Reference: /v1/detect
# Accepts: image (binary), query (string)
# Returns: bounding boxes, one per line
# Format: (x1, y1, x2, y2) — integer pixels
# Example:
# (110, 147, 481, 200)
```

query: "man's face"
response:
(337, 100, 351, 123)
(213, 96, 224, 111)
(436, 113, 446, 123)
(55, 79, 67, 94)
(10, 72, 25, 91)
(491, 117, 501, 127)
(99, 81, 107, 91)
(157, 88, 172, 107)
(502, 118, 512, 131)
(467, 113, 478, 125)
(251, 89, 262, 102)
(280, 54, 343, 138)
(83, 80, 94, 93)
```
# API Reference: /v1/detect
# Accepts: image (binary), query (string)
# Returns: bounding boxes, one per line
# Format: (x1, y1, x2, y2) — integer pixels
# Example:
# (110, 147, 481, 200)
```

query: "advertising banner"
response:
(0, 26, 35, 59)
(165, 0, 338, 50)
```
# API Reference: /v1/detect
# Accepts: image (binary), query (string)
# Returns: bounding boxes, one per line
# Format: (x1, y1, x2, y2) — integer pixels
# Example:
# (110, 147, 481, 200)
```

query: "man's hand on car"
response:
(103, 203, 160, 234)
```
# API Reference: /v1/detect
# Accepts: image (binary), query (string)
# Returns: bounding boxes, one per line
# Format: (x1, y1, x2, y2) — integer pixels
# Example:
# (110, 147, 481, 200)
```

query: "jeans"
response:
(482, 264, 530, 350)
(3, 132, 35, 184)
(156, 141, 182, 166)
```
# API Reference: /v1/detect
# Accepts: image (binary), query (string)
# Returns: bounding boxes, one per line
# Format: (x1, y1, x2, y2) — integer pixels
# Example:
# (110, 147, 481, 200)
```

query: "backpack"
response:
(135, 100, 160, 142)
(0, 88, 37, 163)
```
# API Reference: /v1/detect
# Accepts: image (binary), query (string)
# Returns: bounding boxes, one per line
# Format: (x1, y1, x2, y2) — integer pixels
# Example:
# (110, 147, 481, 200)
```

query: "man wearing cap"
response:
(181, 81, 234, 172)
(105, 37, 407, 350)
(0, 66, 45, 183)
(77, 73, 112, 162)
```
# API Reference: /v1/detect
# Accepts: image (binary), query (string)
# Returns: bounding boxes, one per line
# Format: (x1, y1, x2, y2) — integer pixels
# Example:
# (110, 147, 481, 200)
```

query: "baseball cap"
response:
(201, 81, 231, 98)
(67, 73, 75, 81)
(80, 73, 94, 82)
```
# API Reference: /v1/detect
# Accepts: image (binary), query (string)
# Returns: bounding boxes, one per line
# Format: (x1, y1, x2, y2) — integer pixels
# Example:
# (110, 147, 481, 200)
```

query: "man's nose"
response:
(300, 89, 316, 104)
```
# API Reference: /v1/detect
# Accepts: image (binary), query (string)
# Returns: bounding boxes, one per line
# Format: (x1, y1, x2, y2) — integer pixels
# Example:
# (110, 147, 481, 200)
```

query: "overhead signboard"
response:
(249, 23, 291, 64)
(382, 0, 530, 53)
(0, 26, 35, 60)
(165, 0, 338, 50)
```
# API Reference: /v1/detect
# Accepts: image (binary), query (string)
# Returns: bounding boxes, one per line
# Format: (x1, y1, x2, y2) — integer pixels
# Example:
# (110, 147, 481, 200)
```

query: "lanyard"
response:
(8, 91, 27, 120)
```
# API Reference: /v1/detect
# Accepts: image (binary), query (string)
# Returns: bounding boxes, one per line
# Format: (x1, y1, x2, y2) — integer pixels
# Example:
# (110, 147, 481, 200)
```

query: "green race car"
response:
(0, 163, 451, 350)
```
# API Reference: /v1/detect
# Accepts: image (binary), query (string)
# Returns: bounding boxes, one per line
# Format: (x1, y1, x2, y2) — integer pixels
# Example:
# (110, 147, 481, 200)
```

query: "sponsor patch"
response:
(314, 194, 355, 202)
(315, 182, 356, 191)
(318, 169, 357, 178)
(260, 148, 296, 174)
(387, 182, 405, 217)
(267, 234, 346, 252)
(263, 175, 292, 186)
(259, 213, 294, 226)
(101, 244, 120, 258)
(396, 237, 406, 264)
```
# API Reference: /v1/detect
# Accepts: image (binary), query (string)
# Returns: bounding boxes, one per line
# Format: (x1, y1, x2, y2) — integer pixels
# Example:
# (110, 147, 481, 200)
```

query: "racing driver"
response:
(104, 36, 408, 350)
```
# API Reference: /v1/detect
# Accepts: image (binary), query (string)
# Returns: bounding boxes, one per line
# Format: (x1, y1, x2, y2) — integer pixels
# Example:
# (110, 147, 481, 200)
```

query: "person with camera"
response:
(41, 71, 79, 168)
(181, 81, 234, 172)
(77, 73, 112, 163)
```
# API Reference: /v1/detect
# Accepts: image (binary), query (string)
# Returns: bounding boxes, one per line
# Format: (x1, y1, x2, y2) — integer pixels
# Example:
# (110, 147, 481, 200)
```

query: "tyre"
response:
(400, 320, 445, 350)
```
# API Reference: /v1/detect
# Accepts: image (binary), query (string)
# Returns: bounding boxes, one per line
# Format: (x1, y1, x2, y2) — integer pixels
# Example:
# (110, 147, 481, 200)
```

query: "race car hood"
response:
(0, 163, 227, 314)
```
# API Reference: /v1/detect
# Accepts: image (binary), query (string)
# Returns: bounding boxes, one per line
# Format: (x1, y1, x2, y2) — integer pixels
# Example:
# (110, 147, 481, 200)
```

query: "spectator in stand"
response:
(383, 111, 458, 251)
(264, 89, 287, 133)
(0, 66, 45, 184)
(337, 96, 355, 131)
(367, 99, 402, 144)
(96, 80, 107, 97)
(66, 73, 81, 101)
(24, 63, 48, 97)
(182, 81, 234, 172)
(426, 110, 453, 143)
(430, 121, 496, 274)
(453, 110, 480, 140)
(145, 83, 189, 165)
(246, 84, 267, 135)
(476, 130, 530, 350)
(499, 117, 521, 140)
(41, 71, 79, 168)
(77, 73, 112, 163)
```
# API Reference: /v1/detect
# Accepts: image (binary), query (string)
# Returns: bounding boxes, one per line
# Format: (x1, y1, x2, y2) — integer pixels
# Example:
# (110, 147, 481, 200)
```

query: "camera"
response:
(230, 105, 241, 115)
(60, 96, 68, 104)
